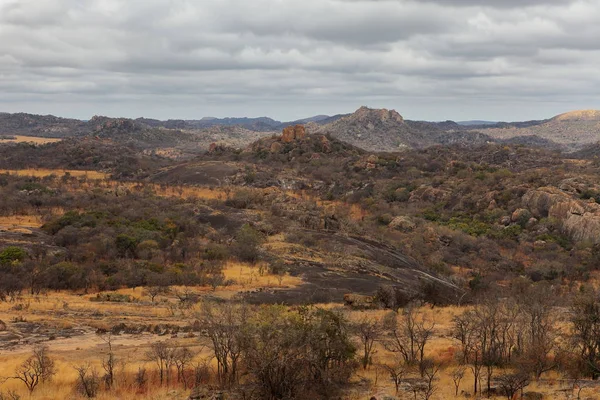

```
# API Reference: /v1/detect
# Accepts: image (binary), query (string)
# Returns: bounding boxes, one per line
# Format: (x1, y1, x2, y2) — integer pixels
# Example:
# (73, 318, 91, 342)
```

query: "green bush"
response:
(0, 246, 27, 265)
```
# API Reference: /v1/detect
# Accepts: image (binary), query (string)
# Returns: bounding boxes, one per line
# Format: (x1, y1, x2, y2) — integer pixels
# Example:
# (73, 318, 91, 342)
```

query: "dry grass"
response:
(222, 261, 303, 289)
(0, 169, 108, 179)
(0, 135, 62, 145)
(0, 215, 43, 228)
(1, 300, 599, 399)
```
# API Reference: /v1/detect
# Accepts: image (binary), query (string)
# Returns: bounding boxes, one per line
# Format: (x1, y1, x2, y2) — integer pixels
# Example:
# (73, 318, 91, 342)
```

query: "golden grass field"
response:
(2, 291, 597, 400)
(0, 169, 108, 180)
(0, 136, 62, 145)
(0, 215, 43, 229)
(0, 260, 302, 399)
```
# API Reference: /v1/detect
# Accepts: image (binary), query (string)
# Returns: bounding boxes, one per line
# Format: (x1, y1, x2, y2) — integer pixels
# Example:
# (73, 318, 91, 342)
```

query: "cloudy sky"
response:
(0, 0, 599, 121)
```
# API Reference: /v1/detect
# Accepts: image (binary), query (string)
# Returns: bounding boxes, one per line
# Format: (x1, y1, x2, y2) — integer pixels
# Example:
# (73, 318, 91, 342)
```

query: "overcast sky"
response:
(0, 0, 599, 122)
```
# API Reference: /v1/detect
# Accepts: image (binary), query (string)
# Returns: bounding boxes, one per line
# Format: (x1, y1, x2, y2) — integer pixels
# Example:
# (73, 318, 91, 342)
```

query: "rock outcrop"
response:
(389, 216, 416, 232)
(281, 125, 306, 143)
(522, 186, 600, 243)
(409, 186, 451, 204)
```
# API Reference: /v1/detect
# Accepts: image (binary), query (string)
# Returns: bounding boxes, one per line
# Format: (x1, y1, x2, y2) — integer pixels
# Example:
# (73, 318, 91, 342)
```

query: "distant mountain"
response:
(458, 120, 498, 126)
(0, 112, 88, 137)
(3, 109, 599, 152)
(474, 110, 600, 149)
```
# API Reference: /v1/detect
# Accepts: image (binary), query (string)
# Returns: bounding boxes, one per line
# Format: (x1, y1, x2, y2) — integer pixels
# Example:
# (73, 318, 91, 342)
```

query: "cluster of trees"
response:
(7, 287, 600, 399)
(0, 175, 272, 298)
(1, 305, 358, 400)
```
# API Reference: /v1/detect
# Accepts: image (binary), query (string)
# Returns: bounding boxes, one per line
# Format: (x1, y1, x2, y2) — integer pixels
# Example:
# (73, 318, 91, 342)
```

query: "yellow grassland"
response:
(1, 298, 596, 399)
(0, 169, 108, 179)
(0, 215, 43, 229)
(0, 135, 62, 145)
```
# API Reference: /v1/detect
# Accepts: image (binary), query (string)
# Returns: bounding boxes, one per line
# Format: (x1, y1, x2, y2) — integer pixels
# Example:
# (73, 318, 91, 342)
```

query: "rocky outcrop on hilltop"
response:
(313, 106, 493, 152)
(522, 186, 600, 243)
(281, 125, 306, 143)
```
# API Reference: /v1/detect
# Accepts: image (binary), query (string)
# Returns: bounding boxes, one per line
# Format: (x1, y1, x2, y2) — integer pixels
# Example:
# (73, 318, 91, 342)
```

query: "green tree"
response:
(233, 224, 263, 263)
(0, 246, 27, 266)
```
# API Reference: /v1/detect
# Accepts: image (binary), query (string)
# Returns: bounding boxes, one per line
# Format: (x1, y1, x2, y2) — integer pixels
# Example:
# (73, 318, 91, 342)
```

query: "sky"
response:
(0, 0, 599, 122)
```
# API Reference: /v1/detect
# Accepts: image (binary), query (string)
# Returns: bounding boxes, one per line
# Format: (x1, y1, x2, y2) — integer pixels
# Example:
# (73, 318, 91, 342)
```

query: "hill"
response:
(311, 106, 493, 151)
(0, 112, 88, 137)
(474, 109, 600, 149)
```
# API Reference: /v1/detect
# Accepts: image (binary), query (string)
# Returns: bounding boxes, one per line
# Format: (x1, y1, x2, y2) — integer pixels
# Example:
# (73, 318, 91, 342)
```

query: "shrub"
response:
(0, 246, 27, 266)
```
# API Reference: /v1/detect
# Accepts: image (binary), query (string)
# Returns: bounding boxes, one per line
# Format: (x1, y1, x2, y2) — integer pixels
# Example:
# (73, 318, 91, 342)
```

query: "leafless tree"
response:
(13, 345, 55, 393)
(496, 372, 530, 400)
(355, 316, 382, 369)
(451, 366, 466, 397)
(199, 302, 247, 387)
(383, 304, 435, 373)
(570, 291, 600, 379)
(135, 367, 147, 391)
(0, 390, 20, 400)
(516, 283, 558, 379)
(74, 363, 101, 398)
(146, 286, 170, 303)
(421, 359, 440, 400)
(379, 361, 407, 394)
(145, 342, 176, 386)
(100, 333, 117, 389)
(173, 346, 195, 389)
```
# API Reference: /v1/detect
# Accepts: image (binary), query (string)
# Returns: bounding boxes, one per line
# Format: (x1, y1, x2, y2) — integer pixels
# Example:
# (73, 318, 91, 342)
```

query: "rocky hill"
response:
(474, 110, 600, 149)
(0, 112, 88, 137)
(311, 106, 493, 151)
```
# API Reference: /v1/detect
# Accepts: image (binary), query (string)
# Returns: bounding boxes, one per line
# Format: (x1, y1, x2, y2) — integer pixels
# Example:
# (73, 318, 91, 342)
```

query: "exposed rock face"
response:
(270, 142, 283, 153)
(281, 125, 306, 143)
(409, 186, 451, 204)
(522, 186, 600, 243)
(354, 105, 404, 123)
(0, 320, 6, 331)
(319, 135, 331, 152)
(511, 208, 532, 223)
(343, 293, 375, 309)
(389, 216, 416, 232)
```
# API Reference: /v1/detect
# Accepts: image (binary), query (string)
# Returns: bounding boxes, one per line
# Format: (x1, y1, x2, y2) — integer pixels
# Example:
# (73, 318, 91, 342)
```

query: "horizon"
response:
(1, 106, 599, 125)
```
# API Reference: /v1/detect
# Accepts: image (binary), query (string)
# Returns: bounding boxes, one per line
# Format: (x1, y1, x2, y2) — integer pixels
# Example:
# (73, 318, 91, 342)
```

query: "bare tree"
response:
(0, 390, 20, 400)
(451, 366, 466, 397)
(384, 304, 435, 373)
(146, 285, 170, 303)
(421, 359, 440, 400)
(135, 367, 147, 391)
(100, 333, 117, 389)
(199, 302, 247, 387)
(356, 316, 382, 369)
(145, 342, 176, 386)
(74, 363, 101, 398)
(173, 346, 195, 389)
(13, 345, 55, 394)
(570, 291, 600, 379)
(496, 372, 530, 400)
(380, 361, 407, 394)
(516, 283, 558, 379)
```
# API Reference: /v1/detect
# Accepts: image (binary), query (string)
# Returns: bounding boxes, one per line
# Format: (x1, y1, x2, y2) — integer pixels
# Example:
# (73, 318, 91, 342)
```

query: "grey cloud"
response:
(0, 0, 599, 121)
